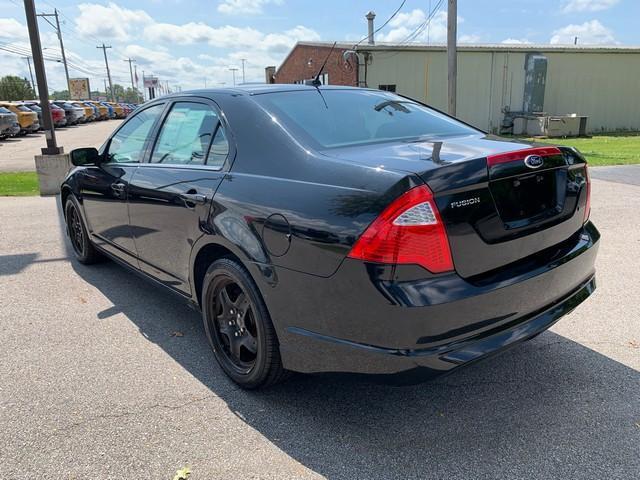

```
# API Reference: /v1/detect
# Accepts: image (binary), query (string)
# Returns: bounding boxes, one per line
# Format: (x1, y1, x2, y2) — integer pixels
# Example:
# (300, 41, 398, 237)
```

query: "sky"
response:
(0, 0, 637, 92)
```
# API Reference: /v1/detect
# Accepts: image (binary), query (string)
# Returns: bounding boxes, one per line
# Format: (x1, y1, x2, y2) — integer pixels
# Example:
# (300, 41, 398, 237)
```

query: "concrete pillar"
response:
(34, 153, 70, 196)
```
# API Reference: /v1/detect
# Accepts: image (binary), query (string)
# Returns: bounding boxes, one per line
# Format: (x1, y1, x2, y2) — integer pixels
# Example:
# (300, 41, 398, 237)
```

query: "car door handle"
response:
(179, 192, 208, 205)
(111, 182, 125, 192)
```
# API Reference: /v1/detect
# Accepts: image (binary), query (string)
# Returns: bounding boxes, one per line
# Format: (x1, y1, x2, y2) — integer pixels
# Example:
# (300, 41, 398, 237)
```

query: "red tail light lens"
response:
(347, 185, 454, 273)
(583, 164, 591, 224)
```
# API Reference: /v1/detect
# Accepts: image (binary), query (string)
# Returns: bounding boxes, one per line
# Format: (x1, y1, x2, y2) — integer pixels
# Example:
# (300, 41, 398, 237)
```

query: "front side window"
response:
(255, 90, 478, 149)
(150, 102, 220, 166)
(106, 103, 164, 163)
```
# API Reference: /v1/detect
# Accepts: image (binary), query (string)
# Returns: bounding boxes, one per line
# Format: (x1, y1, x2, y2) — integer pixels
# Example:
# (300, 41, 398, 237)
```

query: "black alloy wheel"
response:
(202, 258, 288, 389)
(64, 197, 101, 264)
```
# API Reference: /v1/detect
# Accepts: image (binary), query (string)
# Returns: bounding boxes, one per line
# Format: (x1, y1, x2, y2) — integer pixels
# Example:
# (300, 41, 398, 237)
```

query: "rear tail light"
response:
(347, 185, 454, 273)
(583, 164, 591, 224)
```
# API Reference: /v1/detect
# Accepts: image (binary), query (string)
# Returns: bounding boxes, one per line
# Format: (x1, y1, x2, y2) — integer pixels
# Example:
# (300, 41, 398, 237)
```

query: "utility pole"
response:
(103, 78, 108, 97)
(124, 58, 136, 97)
(23, 0, 60, 154)
(229, 67, 238, 86)
(134, 64, 141, 102)
(241, 58, 246, 84)
(37, 9, 70, 94)
(447, 0, 457, 116)
(97, 43, 114, 102)
(22, 56, 36, 94)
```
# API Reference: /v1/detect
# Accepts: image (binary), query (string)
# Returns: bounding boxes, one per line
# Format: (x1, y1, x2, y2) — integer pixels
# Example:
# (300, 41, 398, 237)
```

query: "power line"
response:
(352, 0, 407, 48)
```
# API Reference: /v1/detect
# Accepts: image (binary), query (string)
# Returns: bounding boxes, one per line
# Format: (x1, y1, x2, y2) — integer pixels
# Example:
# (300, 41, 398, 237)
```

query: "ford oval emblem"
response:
(524, 154, 544, 169)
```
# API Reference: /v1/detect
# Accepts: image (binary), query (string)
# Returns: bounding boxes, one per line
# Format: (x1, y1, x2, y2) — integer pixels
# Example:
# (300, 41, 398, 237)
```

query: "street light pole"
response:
(447, 0, 457, 116)
(23, 0, 61, 154)
(229, 67, 238, 86)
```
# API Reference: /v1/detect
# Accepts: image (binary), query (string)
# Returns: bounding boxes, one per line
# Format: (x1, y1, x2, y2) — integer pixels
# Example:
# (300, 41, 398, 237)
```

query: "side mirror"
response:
(70, 147, 101, 166)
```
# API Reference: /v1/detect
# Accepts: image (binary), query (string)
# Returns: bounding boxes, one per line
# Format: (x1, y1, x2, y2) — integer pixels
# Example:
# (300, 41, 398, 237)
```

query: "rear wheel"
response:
(65, 197, 102, 264)
(202, 258, 288, 389)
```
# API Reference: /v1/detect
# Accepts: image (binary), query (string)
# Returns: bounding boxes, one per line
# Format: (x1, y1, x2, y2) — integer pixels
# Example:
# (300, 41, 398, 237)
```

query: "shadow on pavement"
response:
(57, 205, 639, 479)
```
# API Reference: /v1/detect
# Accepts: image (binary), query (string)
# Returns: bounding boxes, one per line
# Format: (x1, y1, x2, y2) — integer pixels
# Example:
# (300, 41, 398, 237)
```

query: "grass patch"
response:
(0, 172, 39, 196)
(526, 133, 640, 166)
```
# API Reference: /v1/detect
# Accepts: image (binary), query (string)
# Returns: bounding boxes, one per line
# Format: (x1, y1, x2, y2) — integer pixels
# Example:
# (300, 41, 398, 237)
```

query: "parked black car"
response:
(61, 85, 598, 389)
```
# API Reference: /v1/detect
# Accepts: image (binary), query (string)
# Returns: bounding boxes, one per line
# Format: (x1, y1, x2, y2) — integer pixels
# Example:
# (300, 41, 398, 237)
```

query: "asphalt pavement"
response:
(0, 176, 638, 479)
(0, 120, 123, 172)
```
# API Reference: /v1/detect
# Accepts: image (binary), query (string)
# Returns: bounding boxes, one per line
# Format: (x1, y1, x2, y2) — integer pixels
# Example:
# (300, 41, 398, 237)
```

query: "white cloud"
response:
(217, 0, 283, 15)
(378, 9, 468, 44)
(144, 22, 318, 53)
(0, 18, 27, 41)
(379, 10, 447, 43)
(75, 3, 153, 42)
(561, 0, 619, 13)
(550, 20, 615, 44)
(501, 38, 533, 44)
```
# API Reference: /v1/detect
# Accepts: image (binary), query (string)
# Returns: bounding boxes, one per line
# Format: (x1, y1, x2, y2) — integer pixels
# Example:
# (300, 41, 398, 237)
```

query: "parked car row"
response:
(0, 100, 137, 139)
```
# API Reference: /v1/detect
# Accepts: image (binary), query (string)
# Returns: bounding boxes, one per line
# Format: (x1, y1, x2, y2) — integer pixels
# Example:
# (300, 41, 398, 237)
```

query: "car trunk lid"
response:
(327, 135, 589, 279)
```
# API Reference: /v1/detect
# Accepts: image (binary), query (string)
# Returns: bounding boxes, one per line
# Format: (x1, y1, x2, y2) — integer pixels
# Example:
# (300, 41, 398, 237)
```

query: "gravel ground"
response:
(0, 120, 123, 172)
(0, 177, 638, 479)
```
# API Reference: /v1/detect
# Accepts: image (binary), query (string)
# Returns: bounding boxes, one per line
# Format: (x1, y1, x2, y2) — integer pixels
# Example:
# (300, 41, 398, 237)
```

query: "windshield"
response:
(0, 107, 11, 114)
(16, 105, 32, 112)
(254, 89, 478, 149)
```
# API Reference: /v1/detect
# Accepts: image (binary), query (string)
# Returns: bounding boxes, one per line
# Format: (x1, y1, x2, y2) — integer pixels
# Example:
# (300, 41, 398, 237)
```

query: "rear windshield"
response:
(254, 89, 478, 149)
(16, 105, 32, 112)
(0, 107, 11, 114)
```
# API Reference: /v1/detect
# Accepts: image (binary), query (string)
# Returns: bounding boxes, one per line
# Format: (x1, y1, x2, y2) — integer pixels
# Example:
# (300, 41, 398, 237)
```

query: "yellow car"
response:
(0, 101, 39, 135)
(72, 102, 95, 122)
(107, 102, 125, 118)
(85, 101, 109, 120)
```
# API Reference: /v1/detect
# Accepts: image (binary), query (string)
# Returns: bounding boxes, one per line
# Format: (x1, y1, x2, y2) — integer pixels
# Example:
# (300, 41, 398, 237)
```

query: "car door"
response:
(79, 102, 166, 265)
(127, 99, 232, 294)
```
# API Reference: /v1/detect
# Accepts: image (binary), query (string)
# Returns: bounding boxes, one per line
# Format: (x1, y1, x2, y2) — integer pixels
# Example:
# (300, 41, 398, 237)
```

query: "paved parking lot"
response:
(0, 120, 123, 172)
(0, 176, 638, 479)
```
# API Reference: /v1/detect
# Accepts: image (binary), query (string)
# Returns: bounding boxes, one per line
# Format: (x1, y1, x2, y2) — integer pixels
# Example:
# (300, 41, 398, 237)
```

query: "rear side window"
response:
(255, 90, 477, 148)
(150, 102, 220, 166)
(106, 103, 164, 164)
(207, 126, 229, 168)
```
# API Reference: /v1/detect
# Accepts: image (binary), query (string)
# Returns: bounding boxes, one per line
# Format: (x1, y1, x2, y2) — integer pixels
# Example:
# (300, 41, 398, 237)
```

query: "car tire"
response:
(202, 258, 289, 389)
(64, 196, 102, 265)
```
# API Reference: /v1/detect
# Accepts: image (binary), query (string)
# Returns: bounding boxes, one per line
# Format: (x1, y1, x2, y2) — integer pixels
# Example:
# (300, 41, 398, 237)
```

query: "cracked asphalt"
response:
(1, 175, 639, 479)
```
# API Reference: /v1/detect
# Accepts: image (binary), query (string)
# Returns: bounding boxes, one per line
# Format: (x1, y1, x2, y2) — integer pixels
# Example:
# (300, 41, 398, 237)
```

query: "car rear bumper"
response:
(273, 222, 600, 381)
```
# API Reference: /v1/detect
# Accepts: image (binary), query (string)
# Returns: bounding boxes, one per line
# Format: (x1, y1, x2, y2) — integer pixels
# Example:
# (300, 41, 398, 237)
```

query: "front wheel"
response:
(202, 258, 289, 389)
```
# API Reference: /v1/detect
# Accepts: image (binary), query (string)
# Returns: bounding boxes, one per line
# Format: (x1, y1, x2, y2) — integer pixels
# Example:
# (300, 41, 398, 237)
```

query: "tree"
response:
(111, 83, 140, 103)
(0, 75, 36, 101)
(51, 89, 70, 100)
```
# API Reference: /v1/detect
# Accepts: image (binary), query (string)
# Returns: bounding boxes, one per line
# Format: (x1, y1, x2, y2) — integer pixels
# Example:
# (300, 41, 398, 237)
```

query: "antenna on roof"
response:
(311, 42, 337, 87)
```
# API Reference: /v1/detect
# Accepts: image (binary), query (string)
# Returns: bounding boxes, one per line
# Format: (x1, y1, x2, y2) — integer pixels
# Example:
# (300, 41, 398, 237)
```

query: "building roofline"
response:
(294, 40, 640, 54)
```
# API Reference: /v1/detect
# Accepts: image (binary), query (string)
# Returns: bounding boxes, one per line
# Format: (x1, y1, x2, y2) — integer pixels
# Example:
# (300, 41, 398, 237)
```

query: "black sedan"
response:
(61, 85, 599, 389)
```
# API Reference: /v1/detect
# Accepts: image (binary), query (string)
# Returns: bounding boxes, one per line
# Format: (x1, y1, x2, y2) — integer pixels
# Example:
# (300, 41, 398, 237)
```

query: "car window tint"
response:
(150, 102, 218, 166)
(207, 125, 229, 168)
(255, 90, 478, 149)
(107, 104, 164, 164)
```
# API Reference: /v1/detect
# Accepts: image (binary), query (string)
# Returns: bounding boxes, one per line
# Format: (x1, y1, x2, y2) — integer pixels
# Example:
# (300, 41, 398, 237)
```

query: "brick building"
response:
(272, 42, 358, 86)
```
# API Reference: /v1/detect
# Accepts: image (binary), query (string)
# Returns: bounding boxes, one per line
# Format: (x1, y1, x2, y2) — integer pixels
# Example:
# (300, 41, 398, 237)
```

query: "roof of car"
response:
(168, 84, 369, 97)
